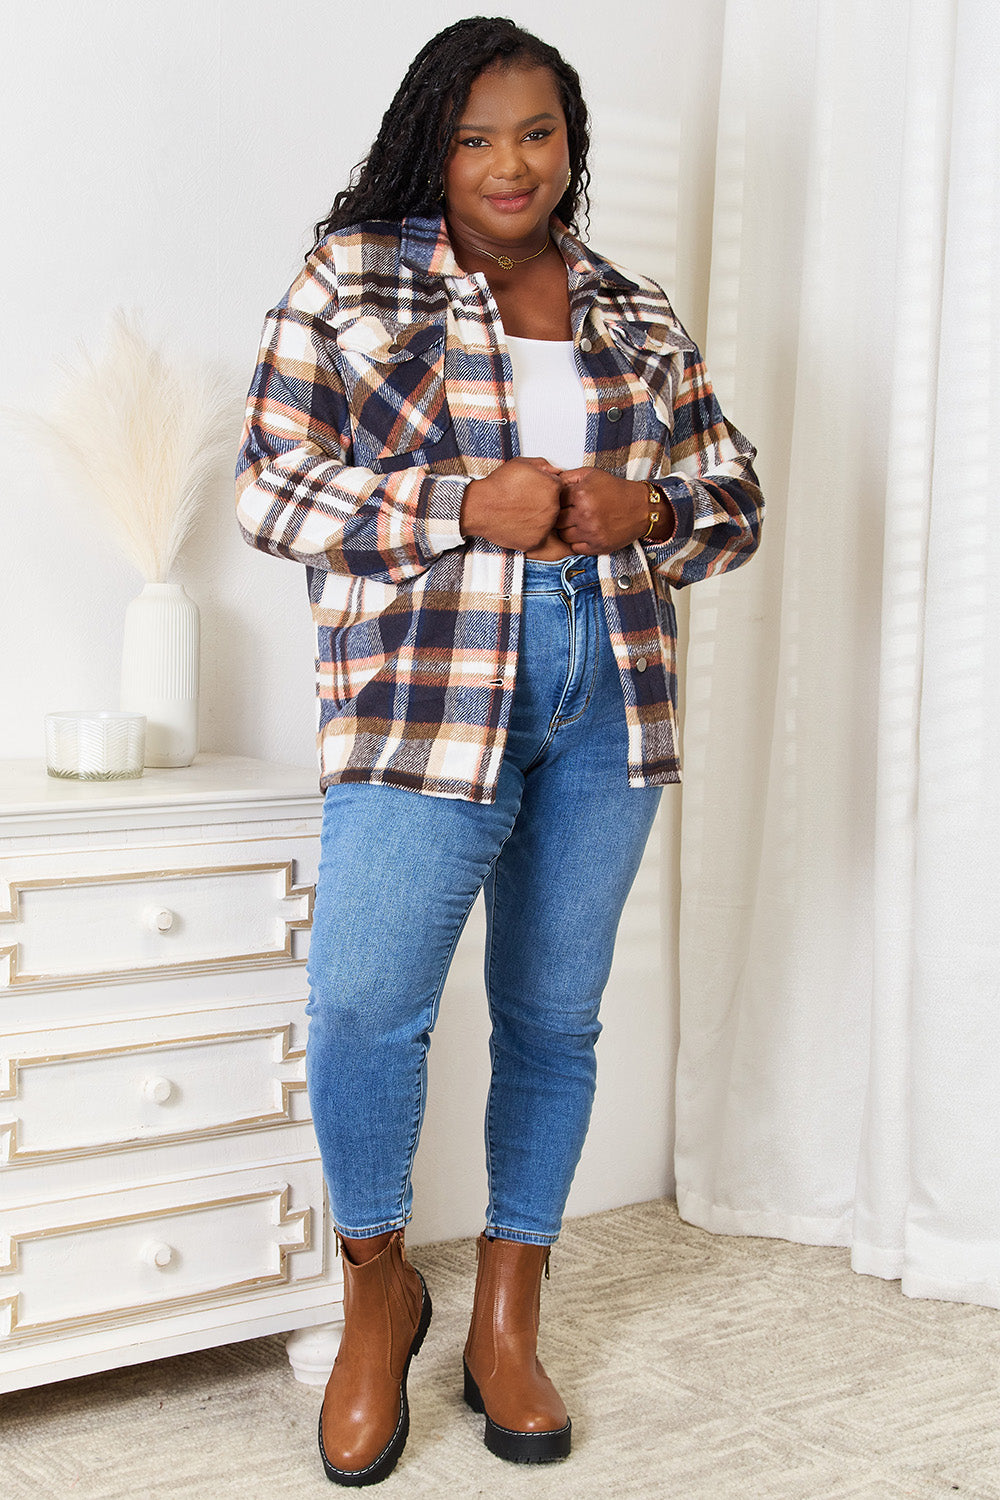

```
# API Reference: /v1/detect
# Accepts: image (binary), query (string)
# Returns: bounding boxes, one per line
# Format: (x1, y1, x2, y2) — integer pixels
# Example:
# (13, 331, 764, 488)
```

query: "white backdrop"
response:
(674, 0, 1000, 1309)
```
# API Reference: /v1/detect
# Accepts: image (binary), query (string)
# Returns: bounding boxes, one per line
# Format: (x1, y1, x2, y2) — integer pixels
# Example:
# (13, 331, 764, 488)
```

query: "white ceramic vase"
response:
(120, 582, 200, 767)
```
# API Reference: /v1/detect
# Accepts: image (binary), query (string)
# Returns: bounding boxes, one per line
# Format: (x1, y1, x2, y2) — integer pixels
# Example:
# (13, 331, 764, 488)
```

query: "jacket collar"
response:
(399, 214, 641, 295)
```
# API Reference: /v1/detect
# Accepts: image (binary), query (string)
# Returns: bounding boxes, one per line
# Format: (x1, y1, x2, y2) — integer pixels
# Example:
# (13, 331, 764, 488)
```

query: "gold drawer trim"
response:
(0, 861, 315, 987)
(0, 1025, 307, 1163)
(0, 1185, 312, 1343)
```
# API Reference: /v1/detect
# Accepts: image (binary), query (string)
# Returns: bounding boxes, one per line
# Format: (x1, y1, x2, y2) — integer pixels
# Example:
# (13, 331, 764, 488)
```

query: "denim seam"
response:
(544, 591, 578, 732)
(483, 864, 565, 1243)
(521, 593, 576, 775)
(332, 1211, 411, 1239)
(483, 868, 499, 1234)
(481, 807, 530, 1231)
(393, 882, 485, 1226)
(551, 589, 601, 728)
(482, 1224, 558, 1246)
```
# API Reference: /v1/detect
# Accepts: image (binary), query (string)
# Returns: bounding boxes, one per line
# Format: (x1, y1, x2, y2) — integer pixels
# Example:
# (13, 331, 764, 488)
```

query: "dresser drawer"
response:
(0, 1003, 310, 1165)
(0, 839, 314, 987)
(0, 1160, 327, 1344)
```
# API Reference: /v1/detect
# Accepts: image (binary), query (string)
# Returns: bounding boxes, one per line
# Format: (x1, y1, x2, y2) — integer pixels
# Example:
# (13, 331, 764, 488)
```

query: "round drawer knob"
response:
(142, 1076, 174, 1105)
(145, 907, 176, 933)
(142, 1241, 175, 1270)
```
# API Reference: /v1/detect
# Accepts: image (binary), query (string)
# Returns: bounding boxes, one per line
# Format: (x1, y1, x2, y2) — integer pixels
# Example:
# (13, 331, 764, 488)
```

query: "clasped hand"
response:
(460, 456, 650, 555)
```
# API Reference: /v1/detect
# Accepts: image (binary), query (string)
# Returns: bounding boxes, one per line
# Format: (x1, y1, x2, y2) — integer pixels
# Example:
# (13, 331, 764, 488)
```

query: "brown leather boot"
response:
(318, 1230, 431, 1486)
(463, 1234, 571, 1463)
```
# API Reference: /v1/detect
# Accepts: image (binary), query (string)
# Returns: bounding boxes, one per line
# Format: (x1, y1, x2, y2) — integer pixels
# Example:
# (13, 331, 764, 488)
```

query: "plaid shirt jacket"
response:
(236, 217, 763, 803)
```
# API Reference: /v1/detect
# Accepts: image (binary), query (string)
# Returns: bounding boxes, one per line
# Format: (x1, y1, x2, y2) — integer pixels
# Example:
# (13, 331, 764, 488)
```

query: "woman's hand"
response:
(461, 457, 563, 552)
(556, 471, 650, 554)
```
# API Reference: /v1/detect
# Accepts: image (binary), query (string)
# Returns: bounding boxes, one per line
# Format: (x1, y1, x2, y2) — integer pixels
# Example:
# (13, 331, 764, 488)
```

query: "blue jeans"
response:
(305, 555, 661, 1245)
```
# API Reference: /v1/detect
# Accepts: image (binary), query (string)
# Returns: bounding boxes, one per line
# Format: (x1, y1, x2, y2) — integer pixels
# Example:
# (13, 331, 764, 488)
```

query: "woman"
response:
(237, 16, 762, 1486)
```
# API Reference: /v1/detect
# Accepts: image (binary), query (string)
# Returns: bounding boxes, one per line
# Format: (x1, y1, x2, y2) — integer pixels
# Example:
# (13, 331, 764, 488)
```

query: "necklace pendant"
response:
(496, 255, 515, 270)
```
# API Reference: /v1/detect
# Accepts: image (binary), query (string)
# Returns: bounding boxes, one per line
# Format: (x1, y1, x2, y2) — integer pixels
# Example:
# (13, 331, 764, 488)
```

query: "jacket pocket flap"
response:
(336, 316, 446, 364)
(609, 318, 697, 356)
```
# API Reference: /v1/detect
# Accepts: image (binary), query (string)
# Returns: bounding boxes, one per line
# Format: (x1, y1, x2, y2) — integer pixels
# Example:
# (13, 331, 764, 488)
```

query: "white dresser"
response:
(0, 755, 342, 1393)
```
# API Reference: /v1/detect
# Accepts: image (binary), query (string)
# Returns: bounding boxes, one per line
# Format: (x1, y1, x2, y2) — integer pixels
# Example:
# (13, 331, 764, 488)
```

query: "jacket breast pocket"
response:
(334, 317, 452, 470)
(607, 318, 695, 439)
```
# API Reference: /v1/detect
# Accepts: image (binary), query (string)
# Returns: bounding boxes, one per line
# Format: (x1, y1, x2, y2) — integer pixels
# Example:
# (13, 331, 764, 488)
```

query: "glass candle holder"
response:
(45, 711, 146, 781)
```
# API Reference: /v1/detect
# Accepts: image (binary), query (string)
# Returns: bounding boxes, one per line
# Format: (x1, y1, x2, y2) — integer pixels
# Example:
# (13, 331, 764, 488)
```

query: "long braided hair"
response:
(310, 17, 591, 252)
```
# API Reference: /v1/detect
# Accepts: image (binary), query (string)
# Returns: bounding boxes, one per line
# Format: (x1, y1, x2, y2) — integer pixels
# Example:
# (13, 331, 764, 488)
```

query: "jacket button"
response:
(635, 656, 648, 672)
(607, 406, 623, 422)
(580, 337, 593, 353)
(616, 576, 631, 590)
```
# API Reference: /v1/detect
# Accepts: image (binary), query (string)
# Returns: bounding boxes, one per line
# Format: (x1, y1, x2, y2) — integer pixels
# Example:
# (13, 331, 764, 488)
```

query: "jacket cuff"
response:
(417, 474, 471, 557)
(643, 477, 695, 555)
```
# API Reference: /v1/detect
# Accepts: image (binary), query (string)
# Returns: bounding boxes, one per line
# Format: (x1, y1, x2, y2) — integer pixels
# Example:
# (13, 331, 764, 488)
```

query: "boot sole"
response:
(463, 1359, 572, 1464)
(318, 1272, 432, 1486)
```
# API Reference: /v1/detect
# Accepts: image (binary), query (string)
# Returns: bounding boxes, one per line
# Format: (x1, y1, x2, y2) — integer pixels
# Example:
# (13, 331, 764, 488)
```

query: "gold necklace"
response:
(475, 237, 551, 272)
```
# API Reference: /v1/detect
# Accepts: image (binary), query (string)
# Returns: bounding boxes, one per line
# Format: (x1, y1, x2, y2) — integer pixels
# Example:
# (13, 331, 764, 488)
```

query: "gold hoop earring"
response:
(565, 168, 572, 190)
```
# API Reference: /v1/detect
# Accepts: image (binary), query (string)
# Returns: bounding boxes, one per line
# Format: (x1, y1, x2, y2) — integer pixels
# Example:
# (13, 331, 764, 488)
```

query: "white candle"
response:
(45, 711, 146, 780)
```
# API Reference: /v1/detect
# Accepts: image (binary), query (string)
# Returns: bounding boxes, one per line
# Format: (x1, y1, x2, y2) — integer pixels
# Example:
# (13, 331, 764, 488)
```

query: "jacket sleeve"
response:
(234, 265, 469, 585)
(642, 343, 763, 589)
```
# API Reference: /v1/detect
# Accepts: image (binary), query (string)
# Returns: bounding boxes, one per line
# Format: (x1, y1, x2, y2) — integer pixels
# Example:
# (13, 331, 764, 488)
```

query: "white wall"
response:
(1, 0, 726, 1244)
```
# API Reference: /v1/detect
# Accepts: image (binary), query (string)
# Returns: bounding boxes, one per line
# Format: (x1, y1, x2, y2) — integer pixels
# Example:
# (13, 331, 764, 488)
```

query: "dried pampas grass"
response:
(28, 312, 238, 583)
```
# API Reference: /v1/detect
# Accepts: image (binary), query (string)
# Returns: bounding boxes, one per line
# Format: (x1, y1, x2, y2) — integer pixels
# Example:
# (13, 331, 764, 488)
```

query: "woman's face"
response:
(442, 63, 570, 256)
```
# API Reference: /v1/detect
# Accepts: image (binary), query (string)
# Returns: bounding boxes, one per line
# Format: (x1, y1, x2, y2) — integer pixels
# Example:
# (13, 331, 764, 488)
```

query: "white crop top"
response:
(505, 336, 587, 471)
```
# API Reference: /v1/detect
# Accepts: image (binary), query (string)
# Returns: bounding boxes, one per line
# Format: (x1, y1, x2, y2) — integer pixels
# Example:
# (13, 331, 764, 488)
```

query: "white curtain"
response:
(672, 0, 1000, 1307)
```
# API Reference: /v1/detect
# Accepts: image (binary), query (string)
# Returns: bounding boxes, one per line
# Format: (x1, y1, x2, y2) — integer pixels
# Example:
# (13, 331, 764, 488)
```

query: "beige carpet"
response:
(2, 1200, 998, 1499)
